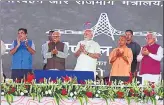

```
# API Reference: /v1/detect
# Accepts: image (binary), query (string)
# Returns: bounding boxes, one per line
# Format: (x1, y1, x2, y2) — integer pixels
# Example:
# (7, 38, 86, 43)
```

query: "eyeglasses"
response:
(145, 37, 152, 40)
(52, 36, 60, 38)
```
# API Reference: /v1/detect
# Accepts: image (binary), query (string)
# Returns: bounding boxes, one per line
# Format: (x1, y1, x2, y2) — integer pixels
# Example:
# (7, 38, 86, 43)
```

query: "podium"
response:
(34, 70, 94, 83)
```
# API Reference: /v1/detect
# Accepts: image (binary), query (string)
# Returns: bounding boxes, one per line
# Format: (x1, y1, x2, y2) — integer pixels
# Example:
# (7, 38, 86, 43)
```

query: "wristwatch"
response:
(87, 52, 89, 55)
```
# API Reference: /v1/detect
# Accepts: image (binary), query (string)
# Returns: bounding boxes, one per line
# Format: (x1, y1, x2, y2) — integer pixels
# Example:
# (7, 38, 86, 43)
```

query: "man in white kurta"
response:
(1, 40, 6, 82)
(74, 29, 101, 76)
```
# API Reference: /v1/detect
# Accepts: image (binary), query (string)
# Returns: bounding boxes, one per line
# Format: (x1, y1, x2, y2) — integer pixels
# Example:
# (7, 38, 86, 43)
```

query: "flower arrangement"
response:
(1, 73, 163, 105)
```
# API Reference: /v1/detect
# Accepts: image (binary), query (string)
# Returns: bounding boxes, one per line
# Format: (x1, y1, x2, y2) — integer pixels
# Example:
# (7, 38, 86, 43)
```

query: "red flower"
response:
(106, 81, 112, 86)
(8, 91, 11, 94)
(143, 89, 149, 96)
(11, 87, 16, 93)
(150, 91, 156, 96)
(130, 88, 134, 93)
(61, 89, 67, 95)
(116, 91, 124, 98)
(51, 79, 57, 83)
(25, 85, 29, 89)
(15, 79, 21, 83)
(86, 92, 93, 98)
(26, 73, 35, 83)
(131, 93, 135, 97)
(79, 80, 86, 84)
(62, 76, 71, 82)
(39, 78, 44, 83)
(151, 84, 155, 88)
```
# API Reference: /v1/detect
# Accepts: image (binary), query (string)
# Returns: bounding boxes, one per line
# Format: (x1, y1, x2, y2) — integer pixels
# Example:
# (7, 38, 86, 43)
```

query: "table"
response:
(34, 70, 94, 83)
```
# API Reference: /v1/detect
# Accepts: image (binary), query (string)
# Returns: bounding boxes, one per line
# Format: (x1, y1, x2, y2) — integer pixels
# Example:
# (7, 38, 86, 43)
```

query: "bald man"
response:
(137, 33, 163, 83)
(44, 31, 68, 70)
(109, 36, 133, 77)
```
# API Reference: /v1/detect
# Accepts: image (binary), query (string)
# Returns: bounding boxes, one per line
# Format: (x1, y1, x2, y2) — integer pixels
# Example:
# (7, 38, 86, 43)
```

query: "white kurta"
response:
(1, 40, 6, 82)
(74, 40, 101, 72)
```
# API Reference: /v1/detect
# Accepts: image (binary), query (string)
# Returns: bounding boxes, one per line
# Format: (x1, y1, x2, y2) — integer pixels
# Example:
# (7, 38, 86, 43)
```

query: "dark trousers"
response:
(11, 69, 32, 81)
(43, 64, 47, 70)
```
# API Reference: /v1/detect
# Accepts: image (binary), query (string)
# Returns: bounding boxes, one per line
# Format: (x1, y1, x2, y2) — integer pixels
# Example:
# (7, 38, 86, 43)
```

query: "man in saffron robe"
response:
(109, 36, 133, 78)
(137, 33, 163, 83)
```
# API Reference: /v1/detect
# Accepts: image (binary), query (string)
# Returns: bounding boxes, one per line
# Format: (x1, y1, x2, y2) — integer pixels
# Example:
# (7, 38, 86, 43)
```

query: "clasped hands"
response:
(141, 47, 150, 56)
(79, 44, 88, 55)
(115, 48, 124, 57)
(17, 37, 29, 48)
(51, 48, 58, 55)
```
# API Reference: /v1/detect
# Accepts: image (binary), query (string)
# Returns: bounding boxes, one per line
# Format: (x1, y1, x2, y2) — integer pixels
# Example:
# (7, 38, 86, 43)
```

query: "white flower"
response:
(73, 96, 76, 99)
(120, 81, 124, 85)
(1, 92, 4, 95)
(95, 94, 99, 97)
(70, 92, 74, 97)
(45, 91, 48, 95)
(74, 92, 77, 95)
(121, 85, 124, 89)
(24, 90, 28, 93)
(155, 95, 159, 100)
(97, 91, 100, 94)
(94, 82, 97, 85)
(137, 81, 140, 84)
(48, 90, 52, 94)
(20, 92, 24, 96)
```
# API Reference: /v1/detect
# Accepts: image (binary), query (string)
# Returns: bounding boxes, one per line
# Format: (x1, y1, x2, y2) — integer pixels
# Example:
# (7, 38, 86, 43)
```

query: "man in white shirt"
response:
(137, 33, 163, 83)
(1, 40, 6, 82)
(74, 29, 101, 74)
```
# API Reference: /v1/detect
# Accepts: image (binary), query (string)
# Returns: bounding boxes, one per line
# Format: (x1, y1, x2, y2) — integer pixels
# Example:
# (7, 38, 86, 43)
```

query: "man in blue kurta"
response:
(10, 28, 36, 80)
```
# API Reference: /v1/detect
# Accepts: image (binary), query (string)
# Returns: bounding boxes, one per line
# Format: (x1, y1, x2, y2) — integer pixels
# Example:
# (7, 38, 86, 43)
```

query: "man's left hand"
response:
(52, 49, 58, 54)
(142, 48, 150, 55)
(25, 40, 28, 47)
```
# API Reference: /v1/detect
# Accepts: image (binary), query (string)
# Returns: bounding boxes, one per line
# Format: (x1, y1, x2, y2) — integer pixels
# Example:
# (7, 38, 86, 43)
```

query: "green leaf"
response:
(153, 97, 157, 105)
(150, 97, 154, 104)
(125, 97, 130, 105)
(104, 97, 108, 105)
(54, 94, 60, 105)
(78, 97, 83, 105)
(84, 95, 88, 105)
(38, 94, 42, 103)
(10, 94, 14, 103)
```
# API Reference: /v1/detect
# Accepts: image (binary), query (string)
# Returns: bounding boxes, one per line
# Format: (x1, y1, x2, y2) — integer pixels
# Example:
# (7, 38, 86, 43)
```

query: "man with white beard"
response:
(74, 29, 101, 78)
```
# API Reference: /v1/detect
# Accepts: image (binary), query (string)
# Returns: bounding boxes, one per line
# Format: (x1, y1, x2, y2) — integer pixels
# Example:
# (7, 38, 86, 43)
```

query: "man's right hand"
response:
(116, 49, 124, 57)
(17, 37, 20, 47)
(79, 44, 85, 52)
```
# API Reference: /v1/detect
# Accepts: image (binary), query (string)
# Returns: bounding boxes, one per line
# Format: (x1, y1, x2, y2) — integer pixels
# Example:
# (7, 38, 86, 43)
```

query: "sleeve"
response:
(148, 46, 163, 61)
(127, 49, 133, 65)
(10, 41, 15, 50)
(108, 49, 115, 64)
(44, 43, 52, 59)
(1, 41, 6, 55)
(31, 41, 35, 50)
(94, 43, 101, 54)
(74, 42, 81, 53)
(137, 47, 144, 62)
(56, 44, 69, 58)
(136, 43, 141, 56)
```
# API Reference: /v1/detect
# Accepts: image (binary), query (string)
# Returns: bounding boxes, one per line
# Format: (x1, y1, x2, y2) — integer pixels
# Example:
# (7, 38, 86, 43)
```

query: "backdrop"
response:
(1, 1, 163, 78)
